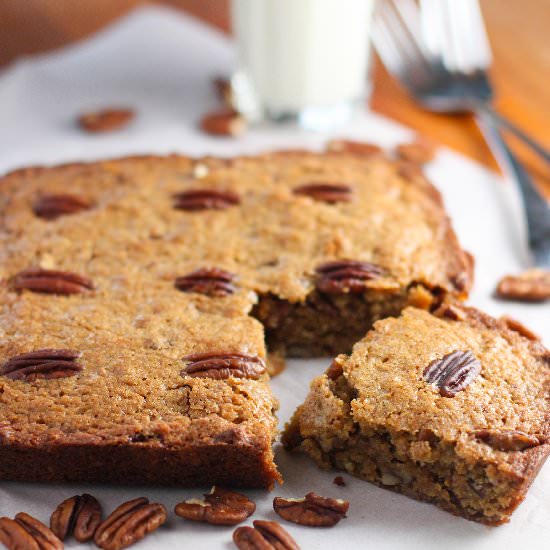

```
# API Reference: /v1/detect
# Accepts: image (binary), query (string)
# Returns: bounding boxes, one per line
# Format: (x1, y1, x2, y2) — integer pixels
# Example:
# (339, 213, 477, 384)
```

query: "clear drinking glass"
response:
(231, 0, 376, 130)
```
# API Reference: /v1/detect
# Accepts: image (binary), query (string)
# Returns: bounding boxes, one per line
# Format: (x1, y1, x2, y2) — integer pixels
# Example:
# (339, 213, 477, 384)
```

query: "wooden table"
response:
(1, 0, 549, 194)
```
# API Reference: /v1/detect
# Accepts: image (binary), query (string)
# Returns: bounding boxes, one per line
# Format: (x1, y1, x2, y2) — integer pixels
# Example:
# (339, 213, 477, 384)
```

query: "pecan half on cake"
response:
(283, 305, 549, 525)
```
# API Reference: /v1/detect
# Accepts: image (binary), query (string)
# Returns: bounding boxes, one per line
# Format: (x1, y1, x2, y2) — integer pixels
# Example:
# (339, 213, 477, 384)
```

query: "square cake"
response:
(283, 305, 549, 524)
(0, 146, 471, 486)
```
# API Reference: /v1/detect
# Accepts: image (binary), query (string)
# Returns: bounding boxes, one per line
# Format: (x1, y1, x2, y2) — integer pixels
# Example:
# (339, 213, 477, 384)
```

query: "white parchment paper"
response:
(0, 7, 548, 549)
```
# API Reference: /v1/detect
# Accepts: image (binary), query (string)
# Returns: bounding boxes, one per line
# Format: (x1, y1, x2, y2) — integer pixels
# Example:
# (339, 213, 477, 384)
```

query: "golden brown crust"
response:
(285, 306, 549, 524)
(0, 147, 470, 487)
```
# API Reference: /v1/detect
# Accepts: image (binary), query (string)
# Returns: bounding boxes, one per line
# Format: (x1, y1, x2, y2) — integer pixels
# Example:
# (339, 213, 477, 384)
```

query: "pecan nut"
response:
(199, 109, 246, 137)
(315, 260, 385, 294)
(395, 140, 435, 165)
(12, 268, 94, 295)
(500, 316, 540, 341)
(181, 352, 266, 380)
(326, 139, 382, 156)
(474, 430, 547, 451)
(1, 349, 82, 381)
(50, 493, 102, 542)
(9, 512, 63, 550)
(273, 492, 349, 527)
(495, 269, 550, 302)
(175, 268, 235, 297)
(423, 350, 481, 397)
(173, 189, 240, 211)
(78, 108, 134, 133)
(233, 520, 299, 550)
(175, 486, 255, 526)
(0, 517, 40, 550)
(293, 183, 352, 204)
(94, 497, 167, 550)
(33, 194, 92, 220)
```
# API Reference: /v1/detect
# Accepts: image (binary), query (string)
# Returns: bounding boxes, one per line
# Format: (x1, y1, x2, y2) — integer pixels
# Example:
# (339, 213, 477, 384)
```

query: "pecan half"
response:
(12, 512, 63, 550)
(0, 517, 40, 550)
(173, 189, 240, 211)
(395, 140, 435, 165)
(181, 352, 266, 380)
(1, 349, 82, 381)
(423, 350, 481, 397)
(293, 183, 352, 204)
(78, 108, 134, 133)
(175, 268, 235, 297)
(12, 268, 94, 295)
(200, 109, 247, 137)
(273, 493, 349, 527)
(474, 430, 547, 451)
(94, 497, 167, 550)
(233, 520, 299, 550)
(175, 486, 255, 526)
(495, 269, 550, 302)
(500, 316, 540, 341)
(50, 493, 102, 542)
(326, 139, 382, 156)
(315, 260, 385, 294)
(33, 194, 92, 220)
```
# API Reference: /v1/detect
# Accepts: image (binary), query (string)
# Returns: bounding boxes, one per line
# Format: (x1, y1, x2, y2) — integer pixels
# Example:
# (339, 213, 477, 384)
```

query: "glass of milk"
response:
(231, 0, 376, 130)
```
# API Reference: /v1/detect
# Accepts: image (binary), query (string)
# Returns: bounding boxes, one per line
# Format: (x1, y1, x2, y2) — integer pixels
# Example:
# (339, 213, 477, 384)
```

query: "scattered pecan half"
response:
(2, 512, 64, 550)
(175, 268, 235, 297)
(33, 193, 92, 220)
(181, 352, 266, 380)
(474, 430, 547, 451)
(78, 108, 134, 133)
(50, 493, 102, 542)
(315, 260, 385, 294)
(94, 497, 167, 550)
(175, 486, 255, 526)
(233, 520, 299, 550)
(273, 493, 349, 527)
(200, 109, 247, 137)
(333, 476, 346, 487)
(423, 350, 481, 397)
(326, 139, 382, 156)
(395, 140, 436, 165)
(173, 189, 241, 211)
(0, 517, 39, 550)
(500, 316, 540, 341)
(293, 183, 353, 204)
(1, 349, 82, 381)
(12, 268, 94, 295)
(495, 269, 550, 302)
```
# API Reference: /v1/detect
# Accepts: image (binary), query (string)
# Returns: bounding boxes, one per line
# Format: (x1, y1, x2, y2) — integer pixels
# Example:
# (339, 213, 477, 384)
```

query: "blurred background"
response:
(0, 0, 548, 195)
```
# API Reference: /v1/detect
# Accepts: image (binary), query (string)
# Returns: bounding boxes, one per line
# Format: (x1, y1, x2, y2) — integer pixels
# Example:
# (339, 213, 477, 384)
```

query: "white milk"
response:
(232, 0, 375, 125)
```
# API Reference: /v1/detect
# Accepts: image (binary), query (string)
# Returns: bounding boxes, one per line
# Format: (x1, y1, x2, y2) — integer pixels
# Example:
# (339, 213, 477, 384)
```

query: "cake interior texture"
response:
(0, 148, 472, 487)
(283, 306, 549, 524)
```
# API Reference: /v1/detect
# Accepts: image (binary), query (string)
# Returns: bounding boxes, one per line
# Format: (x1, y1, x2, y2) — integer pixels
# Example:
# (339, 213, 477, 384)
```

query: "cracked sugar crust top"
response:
(339, 307, 548, 461)
(0, 151, 471, 303)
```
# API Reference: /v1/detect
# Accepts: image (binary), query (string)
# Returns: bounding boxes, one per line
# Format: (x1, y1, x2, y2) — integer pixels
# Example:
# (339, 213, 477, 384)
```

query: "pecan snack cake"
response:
(0, 146, 470, 486)
(283, 305, 550, 524)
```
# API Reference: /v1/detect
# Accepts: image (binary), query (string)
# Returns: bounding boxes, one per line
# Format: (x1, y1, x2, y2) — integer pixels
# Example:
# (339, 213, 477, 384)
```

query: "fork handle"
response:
(475, 109, 550, 267)
(478, 104, 550, 165)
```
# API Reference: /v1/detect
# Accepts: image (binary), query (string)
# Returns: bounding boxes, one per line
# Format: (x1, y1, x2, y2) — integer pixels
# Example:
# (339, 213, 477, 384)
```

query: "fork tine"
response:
(422, 0, 492, 73)
(372, 0, 433, 87)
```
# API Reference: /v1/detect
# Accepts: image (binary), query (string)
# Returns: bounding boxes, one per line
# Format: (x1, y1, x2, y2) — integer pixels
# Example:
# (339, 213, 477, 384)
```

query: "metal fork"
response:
(372, 0, 550, 267)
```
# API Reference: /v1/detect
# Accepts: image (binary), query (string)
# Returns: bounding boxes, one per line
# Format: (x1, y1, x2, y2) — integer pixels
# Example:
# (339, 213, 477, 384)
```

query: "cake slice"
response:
(283, 305, 549, 524)
(0, 286, 280, 487)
